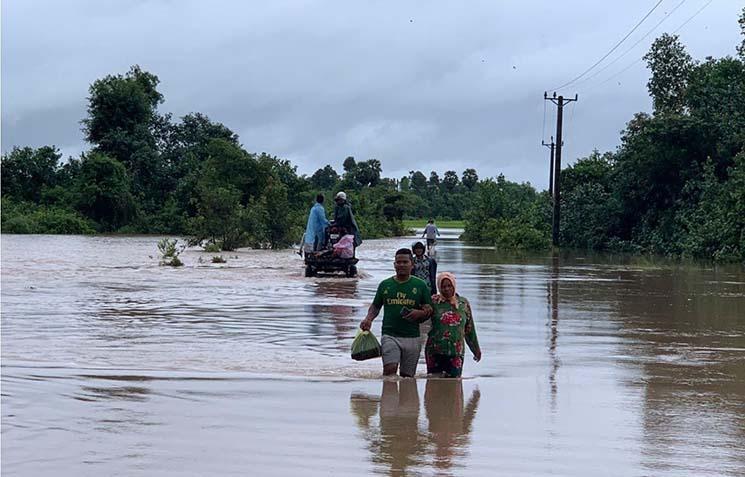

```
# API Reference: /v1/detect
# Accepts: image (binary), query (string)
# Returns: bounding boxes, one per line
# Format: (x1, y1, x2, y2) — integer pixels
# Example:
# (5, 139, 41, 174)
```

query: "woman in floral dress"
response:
(425, 272, 481, 377)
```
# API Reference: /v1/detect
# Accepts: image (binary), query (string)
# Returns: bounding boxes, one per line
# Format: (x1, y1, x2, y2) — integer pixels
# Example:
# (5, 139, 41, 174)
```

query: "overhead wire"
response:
(673, 0, 713, 33)
(582, 0, 714, 93)
(574, 0, 687, 89)
(550, 0, 665, 91)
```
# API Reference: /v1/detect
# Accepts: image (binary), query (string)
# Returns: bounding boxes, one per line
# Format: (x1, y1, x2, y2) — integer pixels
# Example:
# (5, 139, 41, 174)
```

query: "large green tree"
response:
(643, 34, 694, 115)
(82, 65, 167, 211)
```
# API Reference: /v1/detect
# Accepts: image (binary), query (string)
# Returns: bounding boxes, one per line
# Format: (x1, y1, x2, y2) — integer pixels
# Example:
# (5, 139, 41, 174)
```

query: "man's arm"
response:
(404, 304, 432, 323)
(404, 289, 433, 323)
(360, 304, 381, 330)
(361, 282, 384, 330)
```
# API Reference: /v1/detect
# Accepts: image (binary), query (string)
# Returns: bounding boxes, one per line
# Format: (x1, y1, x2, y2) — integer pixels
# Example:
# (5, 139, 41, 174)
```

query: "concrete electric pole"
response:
(544, 92, 578, 247)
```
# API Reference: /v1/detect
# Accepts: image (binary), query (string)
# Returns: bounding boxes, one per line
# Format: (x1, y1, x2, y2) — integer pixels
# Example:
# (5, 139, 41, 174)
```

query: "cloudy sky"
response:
(2, 0, 741, 189)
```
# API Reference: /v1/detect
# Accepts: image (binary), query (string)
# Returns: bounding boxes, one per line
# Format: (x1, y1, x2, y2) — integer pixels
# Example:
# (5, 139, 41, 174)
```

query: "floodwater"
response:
(2, 232, 744, 476)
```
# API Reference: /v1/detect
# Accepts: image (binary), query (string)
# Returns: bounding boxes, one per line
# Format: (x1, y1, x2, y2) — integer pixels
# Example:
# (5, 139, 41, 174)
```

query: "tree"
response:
(462, 175, 549, 249)
(442, 170, 459, 192)
(428, 171, 440, 189)
(409, 170, 428, 194)
(738, 7, 745, 61)
(161, 112, 238, 173)
(1, 146, 62, 202)
(310, 164, 340, 189)
(75, 153, 135, 231)
(343, 156, 357, 174)
(199, 138, 270, 204)
(644, 34, 694, 115)
(462, 168, 479, 191)
(397, 176, 409, 190)
(81, 65, 170, 213)
(162, 113, 241, 217)
(354, 159, 382, 187)
(560, 150, 614, 195)
(686, 57, 745, 163)
(82, 65, 163, 161)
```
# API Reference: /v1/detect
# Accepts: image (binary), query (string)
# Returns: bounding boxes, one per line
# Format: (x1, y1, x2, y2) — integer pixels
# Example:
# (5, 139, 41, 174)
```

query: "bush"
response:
(158, 238, 184, 266)
(494, 219, 550, 251)
(1, 199, 96, 234)
(202, 242, 222, 253)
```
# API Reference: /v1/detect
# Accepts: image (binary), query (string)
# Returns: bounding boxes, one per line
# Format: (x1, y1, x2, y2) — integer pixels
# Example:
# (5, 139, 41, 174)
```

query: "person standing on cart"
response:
(333, 191, 362, 248)
(303, 193, 330, 252)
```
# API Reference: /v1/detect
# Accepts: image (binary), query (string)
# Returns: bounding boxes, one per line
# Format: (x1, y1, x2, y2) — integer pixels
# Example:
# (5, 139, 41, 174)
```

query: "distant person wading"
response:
(422, 219, 441, 255)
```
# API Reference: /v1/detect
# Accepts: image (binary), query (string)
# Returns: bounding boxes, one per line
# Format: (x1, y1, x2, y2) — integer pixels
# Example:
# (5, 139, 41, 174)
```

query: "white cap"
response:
(335, 191, 347, 200)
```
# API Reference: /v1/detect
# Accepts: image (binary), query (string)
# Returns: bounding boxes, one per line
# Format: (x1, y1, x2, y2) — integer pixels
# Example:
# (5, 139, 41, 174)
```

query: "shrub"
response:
(158, 238, 184, 266)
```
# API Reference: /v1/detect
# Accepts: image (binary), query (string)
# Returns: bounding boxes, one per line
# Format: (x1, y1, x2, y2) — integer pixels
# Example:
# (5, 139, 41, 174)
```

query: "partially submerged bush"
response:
(211, 255, 226, 263)
(202, 242, 222, 253)
(158, 238, 184, 267)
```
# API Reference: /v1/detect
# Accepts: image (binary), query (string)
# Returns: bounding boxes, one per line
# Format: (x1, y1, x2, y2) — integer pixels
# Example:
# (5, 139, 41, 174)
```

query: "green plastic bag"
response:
(351, 330, 381, 361)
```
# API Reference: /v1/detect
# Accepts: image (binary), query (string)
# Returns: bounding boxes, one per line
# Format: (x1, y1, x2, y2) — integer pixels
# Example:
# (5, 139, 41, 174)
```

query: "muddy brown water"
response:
(2, 233, 744, 476)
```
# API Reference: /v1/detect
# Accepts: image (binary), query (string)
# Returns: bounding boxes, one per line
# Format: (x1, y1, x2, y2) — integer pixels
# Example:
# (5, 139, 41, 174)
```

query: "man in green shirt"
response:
(360, 248, 433, 377)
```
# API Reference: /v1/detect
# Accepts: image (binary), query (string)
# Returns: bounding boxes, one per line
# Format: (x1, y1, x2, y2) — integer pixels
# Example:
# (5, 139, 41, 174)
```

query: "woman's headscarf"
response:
(437, 272, 458, 307)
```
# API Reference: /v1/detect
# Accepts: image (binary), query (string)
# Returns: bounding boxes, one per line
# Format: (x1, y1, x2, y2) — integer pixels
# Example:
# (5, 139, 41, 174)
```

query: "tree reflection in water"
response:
(350, 379, 480, 476)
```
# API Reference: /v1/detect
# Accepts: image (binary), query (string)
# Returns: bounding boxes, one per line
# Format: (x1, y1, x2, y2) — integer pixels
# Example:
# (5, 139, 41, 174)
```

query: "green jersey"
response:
(373, 275, 433, 338)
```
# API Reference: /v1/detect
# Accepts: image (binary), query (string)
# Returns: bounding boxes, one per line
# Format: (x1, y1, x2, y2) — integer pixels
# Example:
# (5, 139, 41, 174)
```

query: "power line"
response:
(673, 0, 713, 33)
(583, 0, 713, 93)
(575, 0, 687, 89)
(551, 0, 664, 91)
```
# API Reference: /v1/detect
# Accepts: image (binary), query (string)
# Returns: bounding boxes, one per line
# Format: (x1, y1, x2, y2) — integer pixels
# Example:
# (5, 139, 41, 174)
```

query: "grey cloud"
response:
(3, 0, 741, 189)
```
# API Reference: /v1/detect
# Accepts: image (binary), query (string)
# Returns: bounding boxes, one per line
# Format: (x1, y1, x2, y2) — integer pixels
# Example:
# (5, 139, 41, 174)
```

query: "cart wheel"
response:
(305, 265, 316, 277)
(346, 265, 357, 278)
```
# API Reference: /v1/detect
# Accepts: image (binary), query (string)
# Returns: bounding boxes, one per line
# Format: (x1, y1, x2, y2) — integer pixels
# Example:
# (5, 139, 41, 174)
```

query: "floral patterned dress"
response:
(425, 295, 480, 377)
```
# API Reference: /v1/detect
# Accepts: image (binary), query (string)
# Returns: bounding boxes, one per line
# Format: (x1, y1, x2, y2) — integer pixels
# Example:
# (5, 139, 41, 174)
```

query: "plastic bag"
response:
(351, 330, 381, 361)
(333, 234, 355, 259)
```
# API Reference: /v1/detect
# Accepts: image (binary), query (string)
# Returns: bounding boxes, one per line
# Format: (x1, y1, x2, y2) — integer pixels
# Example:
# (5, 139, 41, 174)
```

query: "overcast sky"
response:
(2, 0, 741, 190)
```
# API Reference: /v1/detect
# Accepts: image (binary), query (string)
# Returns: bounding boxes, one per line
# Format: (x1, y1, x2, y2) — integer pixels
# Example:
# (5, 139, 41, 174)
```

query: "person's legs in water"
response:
(427, 352, 463, 378)
(381, 335, 401, 376)
(398, 337, 422, 377)
(382, 335, 421, 377)
(426, 238, 436, 256)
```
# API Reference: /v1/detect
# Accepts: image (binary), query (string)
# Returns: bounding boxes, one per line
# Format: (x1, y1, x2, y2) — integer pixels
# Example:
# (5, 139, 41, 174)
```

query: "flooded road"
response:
(2, 233, 745, 476)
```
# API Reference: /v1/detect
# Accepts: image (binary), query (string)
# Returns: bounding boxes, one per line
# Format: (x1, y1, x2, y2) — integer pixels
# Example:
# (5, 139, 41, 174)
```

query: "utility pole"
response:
(541, 136, 556, 196)
(544, 91, 578, 247)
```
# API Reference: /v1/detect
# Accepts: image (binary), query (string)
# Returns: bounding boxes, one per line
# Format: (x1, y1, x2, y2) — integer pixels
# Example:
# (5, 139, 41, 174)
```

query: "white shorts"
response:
(381, 335, 422, 377)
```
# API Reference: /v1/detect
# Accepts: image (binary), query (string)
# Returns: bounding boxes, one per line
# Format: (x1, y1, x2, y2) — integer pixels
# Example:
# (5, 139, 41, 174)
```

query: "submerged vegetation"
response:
(157, 238, 184, 267)
(2, 10, 744, 262)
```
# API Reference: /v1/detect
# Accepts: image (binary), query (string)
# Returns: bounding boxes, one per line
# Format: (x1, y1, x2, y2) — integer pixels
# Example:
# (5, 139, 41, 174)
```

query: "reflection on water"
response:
(425, 380, 479, 474)
(547, 253, 560, 413)
(350, 379, 479, 476)
(2, 234, 745, 476)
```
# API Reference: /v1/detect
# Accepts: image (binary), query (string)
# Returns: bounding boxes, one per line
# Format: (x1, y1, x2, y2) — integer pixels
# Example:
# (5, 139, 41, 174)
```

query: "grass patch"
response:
(403, 219, 465, 229)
